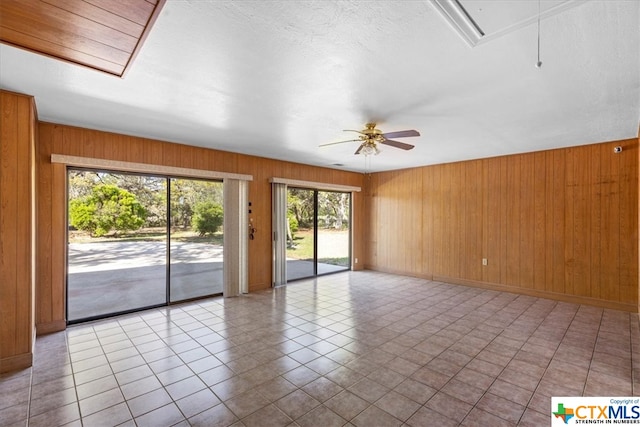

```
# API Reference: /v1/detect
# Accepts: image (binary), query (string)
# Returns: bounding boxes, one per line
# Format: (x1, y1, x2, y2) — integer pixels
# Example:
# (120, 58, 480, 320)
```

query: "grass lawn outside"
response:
(69, 227, 223, 245)
(287, 228, 350, 266)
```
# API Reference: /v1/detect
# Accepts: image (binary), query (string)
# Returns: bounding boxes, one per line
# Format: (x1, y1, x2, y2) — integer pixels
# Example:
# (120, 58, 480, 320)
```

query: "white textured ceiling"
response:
(1, 0, 638, 172)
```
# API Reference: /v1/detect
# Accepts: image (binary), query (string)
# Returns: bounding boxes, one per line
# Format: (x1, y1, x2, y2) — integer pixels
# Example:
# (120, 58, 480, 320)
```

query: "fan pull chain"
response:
(536, 0, 542, 68)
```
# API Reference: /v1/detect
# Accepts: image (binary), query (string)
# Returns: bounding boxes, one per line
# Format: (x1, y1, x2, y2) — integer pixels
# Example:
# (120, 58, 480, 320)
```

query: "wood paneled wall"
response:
(0, 91, 36, 373)
(36, 123, 364, 333)
(365, 139, 639, 311)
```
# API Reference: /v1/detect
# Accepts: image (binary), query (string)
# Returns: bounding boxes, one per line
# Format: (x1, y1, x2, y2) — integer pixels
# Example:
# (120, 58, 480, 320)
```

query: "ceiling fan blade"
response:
(319, 139, 360, 148)
(354, 143, 366, 155)
(382, 129, 420, 139)
(380, 139, 415, 150)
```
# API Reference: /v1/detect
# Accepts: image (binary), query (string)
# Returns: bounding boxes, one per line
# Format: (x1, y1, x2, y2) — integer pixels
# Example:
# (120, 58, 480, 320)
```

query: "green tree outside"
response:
(69, 184, 146, 237)
(191, 202, 224, 236)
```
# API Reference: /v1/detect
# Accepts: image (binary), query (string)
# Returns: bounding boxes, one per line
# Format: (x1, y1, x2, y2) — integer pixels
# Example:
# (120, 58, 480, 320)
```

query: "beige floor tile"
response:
(406, 406, 459, 427)
(225, 388, 271, 419)
(241, 404, 293, 427)
(296, 405, 346, 427)
(165, 375, 207, 401)
(282, 366, 320, 387)
(127, 388, 172, 417)
(393, 378, 437, 405)
(324, 390, 369, 421)
(348, 377, 390, 403)
(475, 392, 525, 423)
(352, 405, 402, 427)
(374, 390, 421, 421)
(460, 407, 514, 426)
(425, 392, 473, 423)
(80, 402, 133, 427)
(4, 271, 639, 427)
(441, 378, 486, 405)
(275, 390, 320, 419)
(135, 403, 184, 427)
(78, 387, 125, 417)
(188, 403, 238, 427)
(254, 377, 298, 402)
(175, 388, 221, 418)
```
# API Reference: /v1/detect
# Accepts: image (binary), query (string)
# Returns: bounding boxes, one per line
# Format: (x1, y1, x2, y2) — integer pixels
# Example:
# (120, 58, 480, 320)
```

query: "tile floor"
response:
(1, 271, 639, 427)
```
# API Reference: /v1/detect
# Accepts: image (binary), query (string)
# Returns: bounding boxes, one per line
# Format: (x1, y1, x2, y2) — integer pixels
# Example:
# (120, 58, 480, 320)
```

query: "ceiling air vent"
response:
(431, 0, 588, 48)
(431, 0, 485, 47)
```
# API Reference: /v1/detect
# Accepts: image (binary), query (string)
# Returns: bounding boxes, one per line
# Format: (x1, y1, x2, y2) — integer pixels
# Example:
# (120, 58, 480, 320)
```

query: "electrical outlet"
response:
(355, 258, 358, 264)
(482, 258, 488, 266)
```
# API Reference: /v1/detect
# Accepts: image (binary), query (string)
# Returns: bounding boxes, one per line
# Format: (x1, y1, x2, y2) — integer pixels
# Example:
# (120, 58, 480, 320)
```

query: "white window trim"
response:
(269, 177, 360, 192)
(52, 154, 253, 181)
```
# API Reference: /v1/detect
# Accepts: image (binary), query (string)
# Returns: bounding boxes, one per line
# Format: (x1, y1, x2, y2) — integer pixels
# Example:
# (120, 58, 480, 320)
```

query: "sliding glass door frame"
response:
(66, 167, 224, 324)
(316, 189, 352, 276)
(285, 186, 352, 282)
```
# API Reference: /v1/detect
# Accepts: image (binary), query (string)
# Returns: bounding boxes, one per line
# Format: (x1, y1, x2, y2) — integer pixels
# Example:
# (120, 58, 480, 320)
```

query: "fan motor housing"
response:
(363, 123, 383, 137)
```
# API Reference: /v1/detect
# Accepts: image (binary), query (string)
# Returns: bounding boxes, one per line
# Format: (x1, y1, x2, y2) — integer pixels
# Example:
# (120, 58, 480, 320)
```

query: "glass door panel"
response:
(67, 170, 167, 322)
(169, 178, 224, 302)
(317, 191, 351, 275)
(286, 188, 316, 281)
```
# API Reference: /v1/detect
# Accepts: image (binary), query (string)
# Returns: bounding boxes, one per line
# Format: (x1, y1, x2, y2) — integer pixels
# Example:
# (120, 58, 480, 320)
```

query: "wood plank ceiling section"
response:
(0, 0, 165, 77)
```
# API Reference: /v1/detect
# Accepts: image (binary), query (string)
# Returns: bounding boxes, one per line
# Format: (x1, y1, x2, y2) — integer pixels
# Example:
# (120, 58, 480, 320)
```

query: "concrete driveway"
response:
(67, 238, 350, 321)
(68, 241, 223, 320)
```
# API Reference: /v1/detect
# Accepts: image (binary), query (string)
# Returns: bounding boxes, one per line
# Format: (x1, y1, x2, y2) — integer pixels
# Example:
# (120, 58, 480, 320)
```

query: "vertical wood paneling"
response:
(574, 147, 591, 297)
(14, 95, 31, 355)
(533, 151, 546, 291)
(51, 163, 66, 322)
(413, 169, 424, 274)
(483, 157, 501, 283)
(36, 125, 53, 326)
(431, 166, 444, 275)
(422, 168, 433, 277)
(128, 136, 143, 162)
(447, 163, 464, 277)
(599, 142, 618, 301)
(365, 139, 638, 311)
(0, 91, 35, 372)
(441, 163, 454, 276)
(144, 138, 162, 165)
(564, 148, 576, 296)
(365, 175, 376, 267)
(1, 94, 19, 364)
(589, 144, 602, 299)
(498, 157, 508, 286)
(551, 149, 566, 294)
(619, 141, 638, 302)
(352, 187, 365, 271)
(463, 160, 482, 281)
(519, 154, 534, 288)
(401, 169, 422, 275)
(506, 155, 521, 286)
(544, 150, 555, 293)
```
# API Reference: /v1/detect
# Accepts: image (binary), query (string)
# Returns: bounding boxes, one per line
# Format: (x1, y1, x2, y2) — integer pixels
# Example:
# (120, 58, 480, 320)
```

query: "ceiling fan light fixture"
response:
(431, 0, 485, 47)
(361, 144, 380, 156)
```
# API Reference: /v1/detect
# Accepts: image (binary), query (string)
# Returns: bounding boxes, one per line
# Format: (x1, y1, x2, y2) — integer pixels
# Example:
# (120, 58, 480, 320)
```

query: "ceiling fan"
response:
(320, 123, 420, 155)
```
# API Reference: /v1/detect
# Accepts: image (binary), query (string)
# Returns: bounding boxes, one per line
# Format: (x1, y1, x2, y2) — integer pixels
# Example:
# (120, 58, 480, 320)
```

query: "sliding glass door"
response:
(169, 178, 224, 301)
(285, 187, 351, 282)
(286, 189, 315, 281)
(317, 191, 351, 274)
(67, 169, 223, 323)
